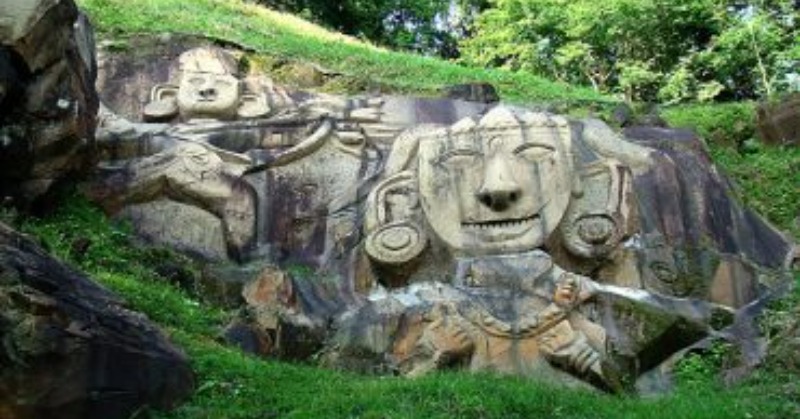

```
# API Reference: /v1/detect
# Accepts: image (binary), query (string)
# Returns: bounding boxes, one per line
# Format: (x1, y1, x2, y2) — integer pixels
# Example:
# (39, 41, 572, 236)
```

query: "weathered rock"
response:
(88, 41, 795, 393)
(622, 125, 791, 272)
(443, 83, 499, 104)
(237, 264, 354, 360)
(757, 94, 800, 146)
(198, 261, 274, 308)
(121, 199, 230, 261)
(0, 223, 194, 418)
(221, 319, 274, 357)
(0, 0, 98, 207)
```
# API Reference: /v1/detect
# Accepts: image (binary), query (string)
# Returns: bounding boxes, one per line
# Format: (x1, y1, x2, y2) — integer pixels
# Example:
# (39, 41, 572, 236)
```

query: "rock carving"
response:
(88, 41, 795, 394)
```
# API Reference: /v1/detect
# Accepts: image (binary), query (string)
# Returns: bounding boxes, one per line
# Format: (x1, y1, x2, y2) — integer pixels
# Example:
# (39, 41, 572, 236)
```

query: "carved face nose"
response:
(476, 156, 521, 212)
(476, 187, 520, 211)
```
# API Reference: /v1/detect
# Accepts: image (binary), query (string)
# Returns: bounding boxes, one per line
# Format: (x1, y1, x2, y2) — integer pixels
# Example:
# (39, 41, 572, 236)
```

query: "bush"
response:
(661, 102, 756, 147)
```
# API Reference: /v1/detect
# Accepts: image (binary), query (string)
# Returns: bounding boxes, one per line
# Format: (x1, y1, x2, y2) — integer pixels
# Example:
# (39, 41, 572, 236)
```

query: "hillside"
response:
(8, 0, 799, 418)
(79, 0, 606, 104)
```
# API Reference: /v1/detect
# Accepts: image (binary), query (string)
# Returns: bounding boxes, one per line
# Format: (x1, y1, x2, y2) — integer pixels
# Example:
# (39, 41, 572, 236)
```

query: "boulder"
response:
(757, 94, 800, 146)
(443, 83, 499, 104)
(0, 223, 194, 418)
(0, 0, 98, 207)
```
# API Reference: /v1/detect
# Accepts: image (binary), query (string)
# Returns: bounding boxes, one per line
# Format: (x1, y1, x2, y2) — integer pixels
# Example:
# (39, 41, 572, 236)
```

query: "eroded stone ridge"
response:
(91, 42, 796, 392)
(0, 0, 98, 206)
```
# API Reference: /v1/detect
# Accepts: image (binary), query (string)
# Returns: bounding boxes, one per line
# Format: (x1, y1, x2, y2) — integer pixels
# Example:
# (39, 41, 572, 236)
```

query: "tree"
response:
(255, 0, 488, 57)
(459, 0, 799, 102)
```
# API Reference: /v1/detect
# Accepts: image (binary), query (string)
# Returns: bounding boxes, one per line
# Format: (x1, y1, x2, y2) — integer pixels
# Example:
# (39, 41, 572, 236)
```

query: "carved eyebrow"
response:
(513, 142, 556, 154)
(436, 146, 481, 165)
(440, 147, 481, 159)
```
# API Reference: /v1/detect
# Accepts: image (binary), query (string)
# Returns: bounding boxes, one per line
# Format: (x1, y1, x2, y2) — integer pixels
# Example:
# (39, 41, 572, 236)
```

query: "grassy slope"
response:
(19, 0, 794, 417)
(10, 198, 798, 419)
(79, 0, 606, 104)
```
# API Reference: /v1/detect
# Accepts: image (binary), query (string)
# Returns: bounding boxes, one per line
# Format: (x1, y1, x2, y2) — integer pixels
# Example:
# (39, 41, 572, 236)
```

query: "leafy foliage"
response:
(460, 0, 799, 102)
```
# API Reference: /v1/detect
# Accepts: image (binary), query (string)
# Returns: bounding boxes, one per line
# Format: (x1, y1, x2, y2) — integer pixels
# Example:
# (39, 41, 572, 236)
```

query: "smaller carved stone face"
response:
(417, 108, 574, 255)
(176, 71, 241, 119)
(143, 47, 273, 122)
(554, 276, 579, 308)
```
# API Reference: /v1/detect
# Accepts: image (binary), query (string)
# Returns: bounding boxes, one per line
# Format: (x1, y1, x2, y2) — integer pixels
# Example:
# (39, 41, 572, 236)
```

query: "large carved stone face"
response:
(417, 108, 574, 255)
(176, 71, 241, 119)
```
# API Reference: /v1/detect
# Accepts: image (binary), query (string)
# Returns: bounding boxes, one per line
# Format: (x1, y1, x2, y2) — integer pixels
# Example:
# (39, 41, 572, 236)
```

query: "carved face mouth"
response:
(462, 213, 540, 230)
(461, 213, 541, 243)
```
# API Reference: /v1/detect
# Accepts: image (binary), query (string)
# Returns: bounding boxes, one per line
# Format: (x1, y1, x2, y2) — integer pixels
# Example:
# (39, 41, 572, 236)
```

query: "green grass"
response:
(662, 103, 757, 148)
(709, 145, 800, 239)
(77, 0, 608, 104)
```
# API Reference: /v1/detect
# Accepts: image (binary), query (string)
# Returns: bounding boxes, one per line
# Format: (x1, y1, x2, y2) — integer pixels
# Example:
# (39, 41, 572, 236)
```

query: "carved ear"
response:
(143, 84, 179, 122)
(237, 93, 271, 119)
(151, 84, 179, 102)
(558, 160, 635, 258)
(364, 171, 427, 265)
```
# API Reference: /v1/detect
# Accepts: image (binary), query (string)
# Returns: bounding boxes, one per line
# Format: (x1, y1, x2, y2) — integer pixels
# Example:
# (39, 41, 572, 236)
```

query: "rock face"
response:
(757, 94, 800, 146)
(0, 0, 98, 206)
(91, 40, 796, 393)
(0, 223, 194, 419)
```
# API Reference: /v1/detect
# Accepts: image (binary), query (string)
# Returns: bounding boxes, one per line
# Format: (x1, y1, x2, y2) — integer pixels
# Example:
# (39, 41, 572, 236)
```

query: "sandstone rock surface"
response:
(0, 0, 98, 206)
(90, 39, 796, 393)
(0, 223, 194, 419)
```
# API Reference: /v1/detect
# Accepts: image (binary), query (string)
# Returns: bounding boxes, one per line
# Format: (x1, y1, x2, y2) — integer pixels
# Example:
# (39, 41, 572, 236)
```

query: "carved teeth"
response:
(462, 214, 539, 230)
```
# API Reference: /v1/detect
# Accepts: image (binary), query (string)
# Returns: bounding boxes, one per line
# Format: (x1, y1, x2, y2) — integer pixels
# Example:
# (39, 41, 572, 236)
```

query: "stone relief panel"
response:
(327, 106, 793, 392)
(87, 39, 796, 394)
(92, 43, 489, 265)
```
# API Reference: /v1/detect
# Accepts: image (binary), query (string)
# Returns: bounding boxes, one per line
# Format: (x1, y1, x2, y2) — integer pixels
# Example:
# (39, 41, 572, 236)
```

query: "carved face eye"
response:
(214, 79, 233, 88)
(513, 143, 555, 162)
(188, 77, 206, 87)
(441, 149, 481, 167)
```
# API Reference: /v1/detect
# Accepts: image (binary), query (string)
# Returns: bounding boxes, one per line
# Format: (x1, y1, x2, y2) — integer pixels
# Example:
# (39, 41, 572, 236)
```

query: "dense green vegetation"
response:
(8, 0, 795, 417)
(249, 1, 799, 103)
(461, 0, 799, 102)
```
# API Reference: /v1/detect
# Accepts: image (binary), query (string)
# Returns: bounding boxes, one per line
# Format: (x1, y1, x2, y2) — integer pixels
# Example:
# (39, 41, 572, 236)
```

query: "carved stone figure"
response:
(142, 47, 271, 122)
(88, 38, 796, 394)
(364, 107, 635, 281)
(92, 45, 408, 263)
(326, 106, 793, 392)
